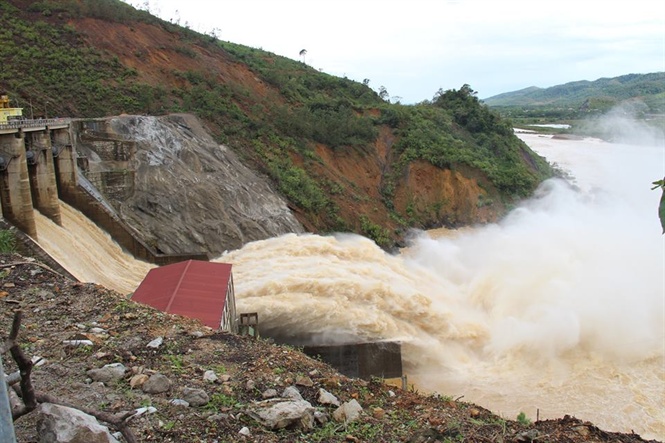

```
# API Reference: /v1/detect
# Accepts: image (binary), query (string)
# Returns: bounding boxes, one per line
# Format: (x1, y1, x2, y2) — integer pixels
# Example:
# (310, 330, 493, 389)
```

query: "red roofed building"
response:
(132, 260, 237, 332)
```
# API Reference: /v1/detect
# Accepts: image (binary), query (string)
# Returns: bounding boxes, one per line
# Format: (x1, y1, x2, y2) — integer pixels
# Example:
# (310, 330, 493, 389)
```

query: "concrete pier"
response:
(0, 130, 38, 239)
(51, 127, 78, 203)
(1, 118, 208, 266)
(26, 130, 61, 225)
(0, 121, 74, 237)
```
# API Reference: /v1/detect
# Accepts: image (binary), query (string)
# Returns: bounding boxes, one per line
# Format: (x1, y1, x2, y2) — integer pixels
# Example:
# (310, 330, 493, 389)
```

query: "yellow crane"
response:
(0, 93, 23, 124)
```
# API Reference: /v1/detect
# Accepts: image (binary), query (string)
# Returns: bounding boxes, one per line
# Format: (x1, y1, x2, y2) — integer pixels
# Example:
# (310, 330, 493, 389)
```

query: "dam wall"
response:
(0, 120, 207, 266)
(0, 120, 70, 239)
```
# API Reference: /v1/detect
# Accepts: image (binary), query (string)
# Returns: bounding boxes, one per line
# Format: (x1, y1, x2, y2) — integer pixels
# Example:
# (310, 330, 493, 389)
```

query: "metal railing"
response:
(0, 118, 71, 130)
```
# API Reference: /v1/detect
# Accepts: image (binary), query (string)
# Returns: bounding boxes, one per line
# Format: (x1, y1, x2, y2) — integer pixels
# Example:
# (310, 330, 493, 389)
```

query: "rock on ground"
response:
(247, 399, 315, 431)
(333, 399, 363, 423)
(36, 403, 119, 443)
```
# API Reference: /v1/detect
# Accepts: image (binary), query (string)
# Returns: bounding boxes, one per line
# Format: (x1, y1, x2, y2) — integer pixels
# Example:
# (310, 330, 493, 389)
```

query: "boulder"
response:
(314, 410, 329, 425)
(203, 370, 218, 383)
(169, 399, 190, 407)
(247, 399, 315, 431)
(261, 389, 278, 399)
(295, 375, 314, 387)
(182, 387, 209, 407)
(129, 374, 149, 389)
(86, 363, 126, 383)
(146, 337, 163, 348)
(142, 373, 172, 394)
(372, 407, 385, 420)
(281, 386, 303, 401)
(317, 388, 340, 407)
(36, 403, 119, 443)
(207, 413, 230, 422)
(333, 399, 363, 423)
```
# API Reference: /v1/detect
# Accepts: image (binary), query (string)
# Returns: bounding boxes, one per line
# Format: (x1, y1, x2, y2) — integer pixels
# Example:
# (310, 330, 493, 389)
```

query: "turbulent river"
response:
(32, 132, 664, 440)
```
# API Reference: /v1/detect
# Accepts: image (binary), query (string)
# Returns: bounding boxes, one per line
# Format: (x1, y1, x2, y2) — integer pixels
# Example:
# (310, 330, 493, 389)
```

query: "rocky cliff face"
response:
(74, 114, 303, 255)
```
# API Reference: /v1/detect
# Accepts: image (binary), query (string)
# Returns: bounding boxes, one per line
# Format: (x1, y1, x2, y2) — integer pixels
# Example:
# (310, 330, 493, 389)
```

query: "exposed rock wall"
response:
(73, 114, 303, 255)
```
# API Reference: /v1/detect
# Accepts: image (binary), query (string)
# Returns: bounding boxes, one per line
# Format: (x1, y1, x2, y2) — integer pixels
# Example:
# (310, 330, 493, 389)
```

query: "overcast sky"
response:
(123, 0, 665, 103)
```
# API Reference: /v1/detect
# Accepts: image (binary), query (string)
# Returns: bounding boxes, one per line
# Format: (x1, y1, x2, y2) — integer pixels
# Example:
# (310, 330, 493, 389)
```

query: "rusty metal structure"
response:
(239, 312, 259, 338)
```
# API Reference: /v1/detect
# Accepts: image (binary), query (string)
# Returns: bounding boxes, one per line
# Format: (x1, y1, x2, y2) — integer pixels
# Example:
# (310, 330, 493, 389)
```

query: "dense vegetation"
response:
(0, 0, 159, 117)
(0, 0, 554, 244)
(379, 86, 551, 199)
(483, 72, 665, 123)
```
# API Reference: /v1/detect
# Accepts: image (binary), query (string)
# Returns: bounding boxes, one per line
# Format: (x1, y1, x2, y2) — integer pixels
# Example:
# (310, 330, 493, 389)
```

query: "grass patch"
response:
(516, 411, 532, 426)
(0, 230, 16, 253)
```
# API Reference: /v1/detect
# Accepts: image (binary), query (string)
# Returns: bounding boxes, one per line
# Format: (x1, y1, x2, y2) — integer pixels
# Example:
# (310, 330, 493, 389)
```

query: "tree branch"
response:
(8, 311, 20, 341)
(6, 312, 37, 418)
(0, 309, 21, 353)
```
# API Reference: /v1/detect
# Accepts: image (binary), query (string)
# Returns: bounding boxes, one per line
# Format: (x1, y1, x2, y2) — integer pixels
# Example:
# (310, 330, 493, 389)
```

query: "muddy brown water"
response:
(32, 133, 665, 440)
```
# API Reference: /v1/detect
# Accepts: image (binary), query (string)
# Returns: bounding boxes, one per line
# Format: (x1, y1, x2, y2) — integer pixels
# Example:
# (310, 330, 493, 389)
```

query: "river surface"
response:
(31, 133, 664, 439)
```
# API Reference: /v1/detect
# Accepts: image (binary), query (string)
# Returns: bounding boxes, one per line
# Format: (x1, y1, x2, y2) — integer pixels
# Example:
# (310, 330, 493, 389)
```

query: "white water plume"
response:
(219, 132, 664, 438)
(29, 117, 662, 438)
(410, 175, 662, 362)
(578, 103, 665, 147)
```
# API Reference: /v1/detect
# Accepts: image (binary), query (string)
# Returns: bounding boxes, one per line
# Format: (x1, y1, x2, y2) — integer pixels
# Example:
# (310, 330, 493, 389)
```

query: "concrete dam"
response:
(0, 118, 205, 266)
(0, 119, 73, 238)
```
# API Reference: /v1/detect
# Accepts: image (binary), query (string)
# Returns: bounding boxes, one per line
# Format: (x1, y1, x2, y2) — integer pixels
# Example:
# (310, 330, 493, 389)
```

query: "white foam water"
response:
(218, 132, 664, 439)
(28, 128, 664, 439)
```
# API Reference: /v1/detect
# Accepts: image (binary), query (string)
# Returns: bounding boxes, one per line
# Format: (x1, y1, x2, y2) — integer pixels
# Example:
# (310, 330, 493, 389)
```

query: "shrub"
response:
(516, 411, 532, 426)
(0, 230, 16, 253)
(360, 215, 391, 248)
(275, 166, 327, 212)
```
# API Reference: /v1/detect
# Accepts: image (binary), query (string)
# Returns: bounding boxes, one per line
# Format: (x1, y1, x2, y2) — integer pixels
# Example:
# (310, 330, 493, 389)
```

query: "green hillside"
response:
(0, 0, 553, 245)
(484, 72, 665, 121)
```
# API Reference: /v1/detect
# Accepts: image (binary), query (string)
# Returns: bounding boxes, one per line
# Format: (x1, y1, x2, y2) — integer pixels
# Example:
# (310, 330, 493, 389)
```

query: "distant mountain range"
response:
(483, 72, 665, 116)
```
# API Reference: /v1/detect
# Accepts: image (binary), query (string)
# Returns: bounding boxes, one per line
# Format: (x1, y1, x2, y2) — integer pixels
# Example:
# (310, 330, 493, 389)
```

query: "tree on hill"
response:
(434, 84, 511, 135)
